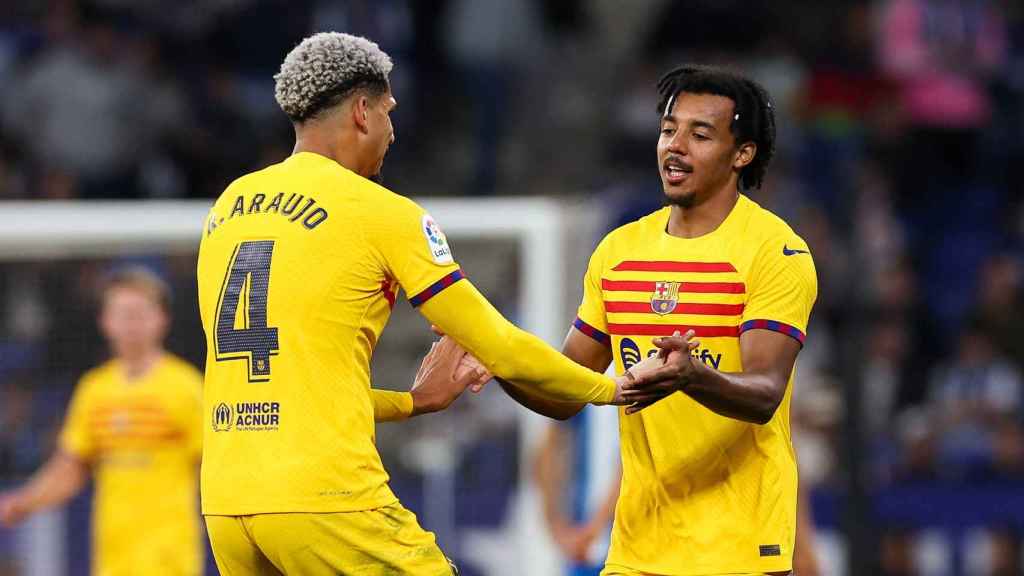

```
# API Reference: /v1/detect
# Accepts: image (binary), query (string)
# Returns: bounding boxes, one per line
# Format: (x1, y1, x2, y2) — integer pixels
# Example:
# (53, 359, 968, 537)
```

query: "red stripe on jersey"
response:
(607, 323, 740, 338)
(601, 279, 746, 294)
(612, 261, 737, 273)
(604, 301, 745, 315)
(381, 279, 397, 309)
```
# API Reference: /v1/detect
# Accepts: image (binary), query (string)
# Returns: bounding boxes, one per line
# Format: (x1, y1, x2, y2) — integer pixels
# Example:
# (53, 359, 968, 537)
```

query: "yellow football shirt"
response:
(198, 152, 617, 517)
(196, 152, 457, 515)
(59, 354, 203, 576)
(575, 195, 817, 575)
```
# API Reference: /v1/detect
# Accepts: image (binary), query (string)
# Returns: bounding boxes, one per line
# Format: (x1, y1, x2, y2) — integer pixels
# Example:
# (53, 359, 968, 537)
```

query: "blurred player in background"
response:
(197, 32, 670, 576)
(0, 267, 204, 576)
(494, 65, 818, 575)
(534, 410, 620, 576)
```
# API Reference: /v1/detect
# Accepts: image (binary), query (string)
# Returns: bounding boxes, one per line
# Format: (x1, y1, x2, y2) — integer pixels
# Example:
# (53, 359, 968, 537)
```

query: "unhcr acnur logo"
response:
(212, 403, 233, 432)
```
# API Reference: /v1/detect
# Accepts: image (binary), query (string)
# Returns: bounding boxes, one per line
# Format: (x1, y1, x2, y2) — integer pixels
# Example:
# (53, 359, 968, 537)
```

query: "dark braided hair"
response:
(656, 64, 776, 190)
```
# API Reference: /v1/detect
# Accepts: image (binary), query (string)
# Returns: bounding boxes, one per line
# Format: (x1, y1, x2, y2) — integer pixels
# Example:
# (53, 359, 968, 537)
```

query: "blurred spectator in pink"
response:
(876, 0, 1009, 328)
(879, 0, 1005, 131)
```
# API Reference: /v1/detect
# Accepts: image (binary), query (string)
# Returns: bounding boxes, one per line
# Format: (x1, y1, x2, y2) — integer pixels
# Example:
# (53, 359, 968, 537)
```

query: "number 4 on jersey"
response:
(215, 240, 280, 382)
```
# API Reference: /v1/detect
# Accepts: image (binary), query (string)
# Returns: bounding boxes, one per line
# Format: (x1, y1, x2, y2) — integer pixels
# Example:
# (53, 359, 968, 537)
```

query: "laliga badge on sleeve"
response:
(422, 214, 454, 265)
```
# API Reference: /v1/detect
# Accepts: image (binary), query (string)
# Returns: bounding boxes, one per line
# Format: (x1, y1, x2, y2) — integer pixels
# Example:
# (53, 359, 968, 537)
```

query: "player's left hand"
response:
(620, 330, 699, 414)
(411, 336, 487, 415)
(430, 325, 493, 393)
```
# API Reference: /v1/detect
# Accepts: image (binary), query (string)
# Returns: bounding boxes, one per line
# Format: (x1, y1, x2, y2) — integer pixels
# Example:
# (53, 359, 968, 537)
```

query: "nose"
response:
(666, 131, 687, 156)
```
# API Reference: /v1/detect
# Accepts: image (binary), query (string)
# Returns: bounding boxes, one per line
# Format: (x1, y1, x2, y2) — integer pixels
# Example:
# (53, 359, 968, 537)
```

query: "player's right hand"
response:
(456, 352, 492, 393)
(0, 491, 28, 528)
(615, 330, 699, 413)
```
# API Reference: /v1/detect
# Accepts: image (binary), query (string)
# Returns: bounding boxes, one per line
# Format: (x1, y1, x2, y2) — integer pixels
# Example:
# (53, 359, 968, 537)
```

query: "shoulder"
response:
(359, 184, 437, 239)
(160, 357, 204, 408)
(595, 207, 670, 257)
(740, 197, 811, 261)
(740, 196, 817, 288)
(75, 361, 116, 395)
(219, 164, 274, 198)
(607, 207, 669, 242)
(377, 186, 426, 217)
(162, 355, 203, 384)
(740, 196, 802, 245)
(208, 167, 273, 216)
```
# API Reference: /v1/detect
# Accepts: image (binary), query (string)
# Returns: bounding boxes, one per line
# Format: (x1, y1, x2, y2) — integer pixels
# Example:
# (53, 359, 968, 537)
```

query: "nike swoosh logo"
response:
(783, 245, 809, 256)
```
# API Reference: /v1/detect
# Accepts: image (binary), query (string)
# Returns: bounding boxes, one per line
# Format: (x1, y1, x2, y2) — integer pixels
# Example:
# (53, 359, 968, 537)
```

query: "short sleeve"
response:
(574, 236, 611, 347)
(739, 234, 818, 346)
(365, 196, 463, 306)
(58, 375, 96, 460)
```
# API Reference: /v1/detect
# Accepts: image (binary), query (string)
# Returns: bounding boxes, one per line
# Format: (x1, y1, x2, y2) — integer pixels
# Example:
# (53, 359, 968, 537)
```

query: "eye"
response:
(660, 127, 675, 136)
(693, 132, 710, 141)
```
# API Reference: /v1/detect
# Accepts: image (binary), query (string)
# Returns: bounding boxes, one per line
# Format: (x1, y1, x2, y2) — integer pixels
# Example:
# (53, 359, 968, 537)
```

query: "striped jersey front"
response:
(574, 195, 817, 575)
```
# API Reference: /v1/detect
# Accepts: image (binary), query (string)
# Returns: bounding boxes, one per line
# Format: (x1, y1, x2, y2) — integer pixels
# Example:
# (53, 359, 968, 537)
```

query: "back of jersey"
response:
(197, 152, 413, 515)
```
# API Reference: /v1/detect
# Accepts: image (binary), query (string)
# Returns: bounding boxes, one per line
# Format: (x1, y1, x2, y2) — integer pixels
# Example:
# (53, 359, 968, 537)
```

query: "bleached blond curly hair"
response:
(274, 32, 393, 122)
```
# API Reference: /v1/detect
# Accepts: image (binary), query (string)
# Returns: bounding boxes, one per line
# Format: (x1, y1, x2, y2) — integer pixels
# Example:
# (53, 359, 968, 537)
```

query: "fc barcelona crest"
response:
(651, 281, 680, 315)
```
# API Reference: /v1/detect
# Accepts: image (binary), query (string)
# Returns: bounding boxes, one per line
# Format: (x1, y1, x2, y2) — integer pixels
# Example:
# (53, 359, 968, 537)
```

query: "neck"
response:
(666, 184, 740, 238)
(292, 125, 365, 176)
(119, 348, 163, 381)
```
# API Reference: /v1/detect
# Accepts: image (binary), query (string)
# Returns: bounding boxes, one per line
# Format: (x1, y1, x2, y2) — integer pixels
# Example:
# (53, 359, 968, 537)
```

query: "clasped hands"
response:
(410, 329, 701, 416)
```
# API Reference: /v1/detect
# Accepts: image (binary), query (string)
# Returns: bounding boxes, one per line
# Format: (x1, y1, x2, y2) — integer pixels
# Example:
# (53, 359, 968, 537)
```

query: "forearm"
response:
(685, 361, 782, 424)
(371, 389, 414, 422)
(420, 282, 615, 404)
(533, 429, 569, 532)
(17, 452, 88, 512)
(496, 378, 584, 420)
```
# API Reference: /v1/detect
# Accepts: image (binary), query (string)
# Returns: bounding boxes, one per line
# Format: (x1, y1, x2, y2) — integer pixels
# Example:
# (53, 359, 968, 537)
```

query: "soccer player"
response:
(496, 65, 818, 576)
(196, 33, 664, 576)
(0, 267, 205, 575)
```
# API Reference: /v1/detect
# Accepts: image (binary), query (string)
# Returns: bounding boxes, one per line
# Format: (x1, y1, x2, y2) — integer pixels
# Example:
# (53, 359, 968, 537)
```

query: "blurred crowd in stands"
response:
(2, 0, 1024, 574)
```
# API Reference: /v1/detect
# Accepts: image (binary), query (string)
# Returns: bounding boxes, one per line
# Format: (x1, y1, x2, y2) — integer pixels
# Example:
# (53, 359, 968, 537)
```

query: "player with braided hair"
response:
(492, 64, 817, 575)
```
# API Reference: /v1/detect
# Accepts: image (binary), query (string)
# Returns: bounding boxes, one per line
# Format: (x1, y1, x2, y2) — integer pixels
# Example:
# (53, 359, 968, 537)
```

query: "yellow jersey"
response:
(59, 354, 203, 576)
(198, 152, 617, 516)
(576, 195, 817, 575)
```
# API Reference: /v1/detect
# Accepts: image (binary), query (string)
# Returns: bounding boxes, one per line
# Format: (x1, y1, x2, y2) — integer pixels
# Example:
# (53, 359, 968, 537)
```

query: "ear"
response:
(352, 96, 370, 134)
(733, 141, 757, 170)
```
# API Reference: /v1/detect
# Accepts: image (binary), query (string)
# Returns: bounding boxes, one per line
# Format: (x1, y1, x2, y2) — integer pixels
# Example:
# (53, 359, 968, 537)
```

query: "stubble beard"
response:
(664, 188, 697, 209)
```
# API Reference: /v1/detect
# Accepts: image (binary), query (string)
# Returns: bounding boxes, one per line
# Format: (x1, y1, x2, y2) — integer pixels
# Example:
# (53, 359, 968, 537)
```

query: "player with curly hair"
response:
(197, 32, 672, 575)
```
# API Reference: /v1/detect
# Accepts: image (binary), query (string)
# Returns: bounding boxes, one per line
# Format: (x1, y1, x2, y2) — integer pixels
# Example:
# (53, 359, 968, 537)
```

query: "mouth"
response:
(662, 158, 693, 185)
